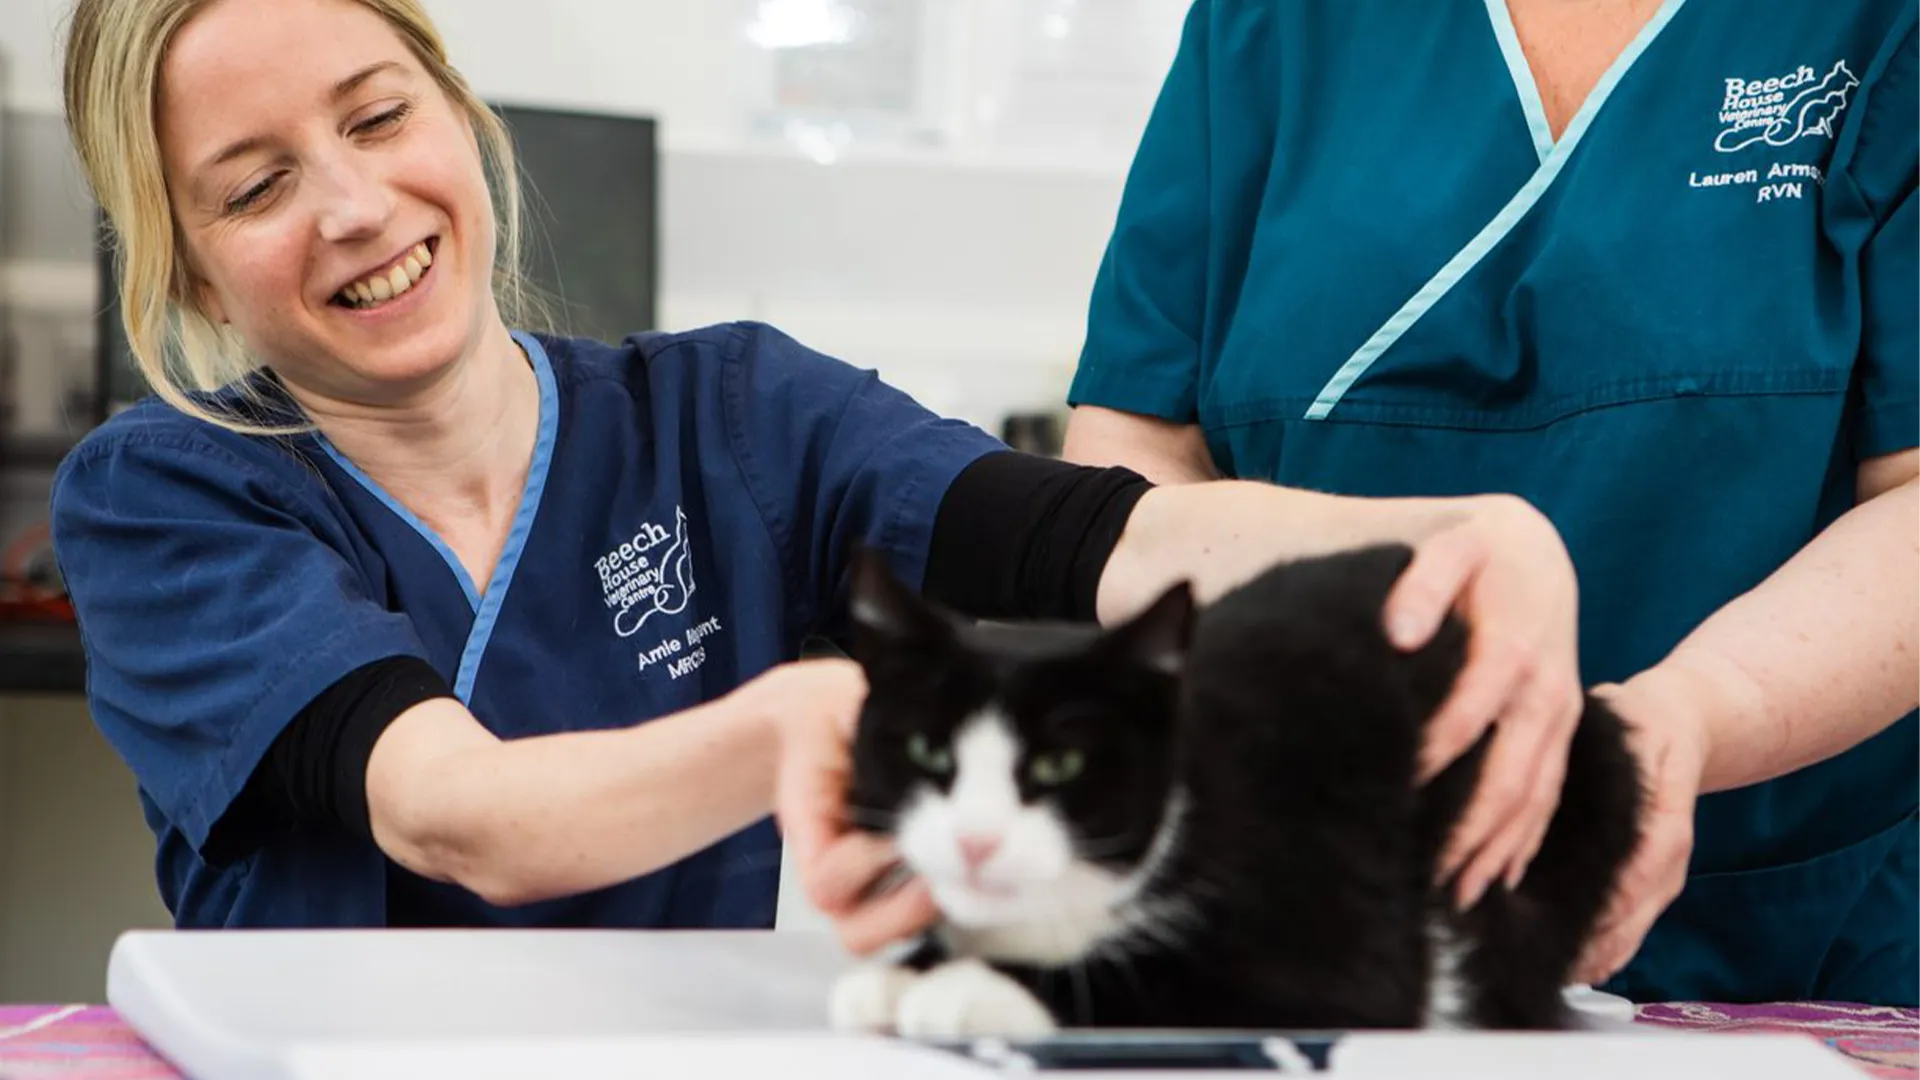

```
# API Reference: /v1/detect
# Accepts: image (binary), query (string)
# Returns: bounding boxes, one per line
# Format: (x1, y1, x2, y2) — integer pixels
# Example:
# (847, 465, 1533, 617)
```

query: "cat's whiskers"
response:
(1087, 937, 1153, 1016)
(1116, 895, 1201, 956)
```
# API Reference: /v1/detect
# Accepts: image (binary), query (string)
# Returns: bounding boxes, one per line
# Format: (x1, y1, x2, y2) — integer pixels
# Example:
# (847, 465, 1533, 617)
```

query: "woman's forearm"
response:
(368, 691, 779, 906)
(1632, 477, 1919, 795)
(1096, 480, 1503, 622)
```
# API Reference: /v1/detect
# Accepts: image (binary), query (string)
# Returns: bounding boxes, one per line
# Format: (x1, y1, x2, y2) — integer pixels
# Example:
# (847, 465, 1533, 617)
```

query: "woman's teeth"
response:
(337, 242, 434, 309)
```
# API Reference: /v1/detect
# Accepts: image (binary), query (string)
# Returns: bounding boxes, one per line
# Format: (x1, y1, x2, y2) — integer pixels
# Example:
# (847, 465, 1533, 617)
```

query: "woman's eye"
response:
(905, 733, 953, 775)
(354, 103, 412, 136)
(225, 175, 278, 215)
(1030, 749, 1086, 786)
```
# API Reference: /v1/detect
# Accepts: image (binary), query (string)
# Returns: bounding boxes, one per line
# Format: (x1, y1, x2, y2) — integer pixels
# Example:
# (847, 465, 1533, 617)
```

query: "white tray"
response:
(105, 928, 1860, 1079)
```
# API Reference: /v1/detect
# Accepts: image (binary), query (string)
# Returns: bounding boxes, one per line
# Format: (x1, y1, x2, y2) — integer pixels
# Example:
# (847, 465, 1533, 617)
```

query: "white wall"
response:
(0, 0, 753, 118)
(0, 0, 62, 113)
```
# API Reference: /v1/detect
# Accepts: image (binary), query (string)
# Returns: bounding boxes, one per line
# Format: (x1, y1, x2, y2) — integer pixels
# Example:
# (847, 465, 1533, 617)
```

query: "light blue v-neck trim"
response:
(452, 331, 557, 702)
(1485, 0, 1556, 163)
(1304, 0, 1686, 421)
(317, 430, 484, 611)
(318, 330, 559, 703)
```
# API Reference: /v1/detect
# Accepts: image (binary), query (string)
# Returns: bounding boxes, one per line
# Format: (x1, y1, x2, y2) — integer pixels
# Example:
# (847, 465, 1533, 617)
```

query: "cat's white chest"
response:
(1424, 917, 1472, 1030)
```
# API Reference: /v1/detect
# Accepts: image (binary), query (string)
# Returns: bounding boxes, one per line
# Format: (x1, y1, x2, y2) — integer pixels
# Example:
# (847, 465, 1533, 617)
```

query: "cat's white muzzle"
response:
(896, 791, 1084, 925)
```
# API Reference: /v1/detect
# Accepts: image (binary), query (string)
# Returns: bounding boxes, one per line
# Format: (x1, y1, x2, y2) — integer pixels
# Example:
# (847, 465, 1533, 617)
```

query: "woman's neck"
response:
(301, 319, 540, 542)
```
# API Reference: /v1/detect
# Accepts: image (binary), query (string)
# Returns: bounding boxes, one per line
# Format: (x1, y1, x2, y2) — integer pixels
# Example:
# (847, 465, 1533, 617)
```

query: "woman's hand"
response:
(1572, 669, 1710, 986)
(768, 657, 939, 954)
(1384, 494, 1585, 909)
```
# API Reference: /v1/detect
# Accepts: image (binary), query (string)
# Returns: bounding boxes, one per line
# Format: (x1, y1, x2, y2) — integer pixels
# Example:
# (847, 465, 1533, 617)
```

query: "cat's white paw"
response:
(830, 964, 921, 1031)
(893, 958, 1059, 1039)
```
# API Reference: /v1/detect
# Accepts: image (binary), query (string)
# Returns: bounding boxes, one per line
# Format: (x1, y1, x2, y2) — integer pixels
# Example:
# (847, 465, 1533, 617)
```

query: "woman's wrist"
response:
(1610, 655, 1733, 794)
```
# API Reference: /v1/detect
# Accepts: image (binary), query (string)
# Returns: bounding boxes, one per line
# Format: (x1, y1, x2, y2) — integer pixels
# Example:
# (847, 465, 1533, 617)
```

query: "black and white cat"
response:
(831, 543, 1643, 1037)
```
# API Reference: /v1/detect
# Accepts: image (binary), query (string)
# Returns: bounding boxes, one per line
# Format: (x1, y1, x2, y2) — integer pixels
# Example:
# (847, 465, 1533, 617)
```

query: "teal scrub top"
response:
(1070, 0, 1918, 1006)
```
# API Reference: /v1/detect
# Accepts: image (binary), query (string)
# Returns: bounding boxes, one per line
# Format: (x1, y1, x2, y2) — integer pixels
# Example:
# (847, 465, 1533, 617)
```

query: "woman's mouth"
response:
(332, 237, 438, 310)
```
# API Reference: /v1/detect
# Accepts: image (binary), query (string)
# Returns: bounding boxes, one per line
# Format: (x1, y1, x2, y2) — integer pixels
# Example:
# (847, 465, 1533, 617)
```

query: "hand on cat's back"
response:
(770, 658, 939, 953)
(1384, 494, 1586, 911)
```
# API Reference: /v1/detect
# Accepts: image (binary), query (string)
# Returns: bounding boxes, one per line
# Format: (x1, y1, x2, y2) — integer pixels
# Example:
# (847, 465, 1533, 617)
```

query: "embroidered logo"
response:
(594, 507, 696, 638)
(1715, 60, 1858, 153)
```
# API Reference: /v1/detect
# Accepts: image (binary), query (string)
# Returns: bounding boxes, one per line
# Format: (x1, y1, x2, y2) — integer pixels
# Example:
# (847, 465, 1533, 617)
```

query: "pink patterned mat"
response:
(0, 1006, 178, 1080)
(1, 1002, 1914, 1077)
(1635, 1002, 1918, 1078)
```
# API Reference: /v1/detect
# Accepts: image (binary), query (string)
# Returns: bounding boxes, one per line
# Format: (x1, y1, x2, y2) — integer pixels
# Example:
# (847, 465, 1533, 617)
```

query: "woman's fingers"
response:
(1505, 744, 1568, 890)
(1438, 665, 1576, 896)
(1384, 518, 1485, 652)
(1420, 634, 1532, 784)
(770, 661, 865, 869)
(1571, 680, 1705, 985)
(1437, 706, 1543, 890)
(803, 831, 903, 916)
(1572, 812, 1689, 984)
(834, 875, 939, 956)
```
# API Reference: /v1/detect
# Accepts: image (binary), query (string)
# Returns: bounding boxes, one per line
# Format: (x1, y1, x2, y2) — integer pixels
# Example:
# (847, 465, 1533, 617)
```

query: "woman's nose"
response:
(313, 158, 396, 243)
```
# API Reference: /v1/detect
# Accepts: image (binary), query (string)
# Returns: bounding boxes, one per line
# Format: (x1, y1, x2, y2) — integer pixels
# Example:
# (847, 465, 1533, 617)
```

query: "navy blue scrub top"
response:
(51, 322, 1003, 930)
(1071, 1, 1918, 1005)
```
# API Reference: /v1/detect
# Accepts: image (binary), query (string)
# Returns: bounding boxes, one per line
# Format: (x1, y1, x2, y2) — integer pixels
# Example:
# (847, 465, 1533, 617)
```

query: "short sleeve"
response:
(50, 431, 431, 854)
(1842, 18, 1918, 459)
(718, 324, 1004, 636)
(1067, 0, 1216, 422)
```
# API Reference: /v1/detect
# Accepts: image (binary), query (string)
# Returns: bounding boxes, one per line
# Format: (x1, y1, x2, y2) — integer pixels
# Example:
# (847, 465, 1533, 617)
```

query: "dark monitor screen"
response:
(494, 103, 659, 344)
(96, 103, 658, 418)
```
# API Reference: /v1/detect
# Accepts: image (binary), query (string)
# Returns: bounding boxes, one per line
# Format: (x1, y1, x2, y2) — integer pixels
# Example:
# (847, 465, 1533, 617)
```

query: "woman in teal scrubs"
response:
(1063, 1, 1918, 1006)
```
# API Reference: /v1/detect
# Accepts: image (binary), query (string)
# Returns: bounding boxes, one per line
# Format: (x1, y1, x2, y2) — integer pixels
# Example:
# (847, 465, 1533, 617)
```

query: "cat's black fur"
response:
(844, 542, 1644, 1031)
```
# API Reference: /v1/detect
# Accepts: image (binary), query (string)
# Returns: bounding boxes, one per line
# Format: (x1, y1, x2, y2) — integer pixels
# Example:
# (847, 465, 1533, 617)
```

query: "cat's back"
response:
(1183, 544, 1468, 725)
(1195, 543, 1414, 643)
(1169, 543, 1469, 838)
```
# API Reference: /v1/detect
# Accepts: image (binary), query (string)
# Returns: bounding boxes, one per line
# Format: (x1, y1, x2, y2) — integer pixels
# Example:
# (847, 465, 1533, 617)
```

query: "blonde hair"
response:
(62, 0, 541, 434)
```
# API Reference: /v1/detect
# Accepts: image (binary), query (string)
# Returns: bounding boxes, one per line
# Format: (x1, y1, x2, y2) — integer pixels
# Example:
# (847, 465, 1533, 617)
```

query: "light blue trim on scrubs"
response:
(452, 331, 558, 702)
(1305, 0, 1688, 421)
(317, 431, 483, 611)
(318, 332, 559, 704)
(1485, 0, 1557, 163)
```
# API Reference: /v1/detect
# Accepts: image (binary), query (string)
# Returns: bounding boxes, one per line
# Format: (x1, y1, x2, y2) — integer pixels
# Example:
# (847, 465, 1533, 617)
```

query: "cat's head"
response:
(843, 548, 1194, 930)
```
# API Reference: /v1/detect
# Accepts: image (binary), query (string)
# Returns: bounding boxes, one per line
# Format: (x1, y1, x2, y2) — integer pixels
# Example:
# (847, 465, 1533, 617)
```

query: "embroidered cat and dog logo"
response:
(1715, 60, 1857, 153)
(595, 507, 696, 638)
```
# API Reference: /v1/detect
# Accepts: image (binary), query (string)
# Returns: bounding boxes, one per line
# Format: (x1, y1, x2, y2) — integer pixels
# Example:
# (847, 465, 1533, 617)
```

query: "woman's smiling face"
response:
(158, 0, 500, 403)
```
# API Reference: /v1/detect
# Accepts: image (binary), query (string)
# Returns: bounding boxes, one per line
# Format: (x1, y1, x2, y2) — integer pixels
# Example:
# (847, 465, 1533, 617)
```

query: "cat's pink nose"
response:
(958, 835, 1002, 869)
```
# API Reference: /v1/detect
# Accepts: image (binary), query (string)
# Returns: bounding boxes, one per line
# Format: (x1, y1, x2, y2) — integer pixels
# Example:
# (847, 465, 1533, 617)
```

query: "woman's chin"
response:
(304, 309, 479, 390)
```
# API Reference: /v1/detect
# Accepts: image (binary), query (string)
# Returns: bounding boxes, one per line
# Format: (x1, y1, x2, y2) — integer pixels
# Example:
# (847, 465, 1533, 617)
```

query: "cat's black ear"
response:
(1104, 579, 1195, 676)
(848, 545, 950, 645)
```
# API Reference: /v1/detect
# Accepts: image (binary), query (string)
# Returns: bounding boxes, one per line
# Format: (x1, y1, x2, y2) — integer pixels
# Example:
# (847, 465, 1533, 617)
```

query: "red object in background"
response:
(1, 521, 75, 622)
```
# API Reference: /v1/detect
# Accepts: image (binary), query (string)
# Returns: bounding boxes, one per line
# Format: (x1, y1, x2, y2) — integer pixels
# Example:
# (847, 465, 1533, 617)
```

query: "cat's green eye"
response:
(906, 734, 953, 775)
(1029, 749, 1086, 786)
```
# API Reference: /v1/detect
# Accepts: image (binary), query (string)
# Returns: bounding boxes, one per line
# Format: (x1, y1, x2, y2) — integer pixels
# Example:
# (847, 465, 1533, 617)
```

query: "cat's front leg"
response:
(830, 963, 923, 1031)
(893, 958, 1059, 1039)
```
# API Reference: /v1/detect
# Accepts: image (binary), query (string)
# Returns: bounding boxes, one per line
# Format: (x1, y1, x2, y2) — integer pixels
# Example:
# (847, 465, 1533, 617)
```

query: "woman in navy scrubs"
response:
(52, 0, 1587, 937)
(1058, 0, 1918, 1006)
